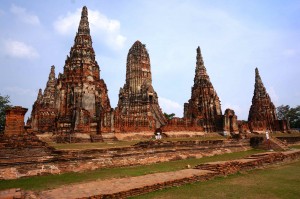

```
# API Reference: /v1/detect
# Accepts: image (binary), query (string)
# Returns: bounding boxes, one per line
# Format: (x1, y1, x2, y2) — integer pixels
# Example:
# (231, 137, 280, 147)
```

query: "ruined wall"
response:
(4, 106, 27, 135)
(162, 117, 204, 132)
(222, 109, 239, 133)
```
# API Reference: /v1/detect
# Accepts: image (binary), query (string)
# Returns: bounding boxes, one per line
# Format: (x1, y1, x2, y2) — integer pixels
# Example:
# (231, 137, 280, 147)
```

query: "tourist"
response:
(266, 131, 271, 150)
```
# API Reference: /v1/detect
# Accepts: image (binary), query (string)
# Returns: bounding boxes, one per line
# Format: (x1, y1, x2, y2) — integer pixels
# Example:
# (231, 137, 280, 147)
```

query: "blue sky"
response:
(0, 0, 299, 120)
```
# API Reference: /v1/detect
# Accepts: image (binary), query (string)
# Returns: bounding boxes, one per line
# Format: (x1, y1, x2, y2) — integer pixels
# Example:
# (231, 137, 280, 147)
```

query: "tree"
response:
(288, 106, 300, 129)
(277, 105, 300, 129)
(164, 112, 175, 120)
(0, 94, 11, 132)
(276, 105, 290, 120)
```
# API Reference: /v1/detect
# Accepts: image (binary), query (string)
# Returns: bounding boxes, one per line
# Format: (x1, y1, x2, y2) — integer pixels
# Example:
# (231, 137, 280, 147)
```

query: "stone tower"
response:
(55, 6, 111, 134)
(115, 41, 166, 132)
(248, 68, 277, 132)
(29, 66, 57, 133)
(29, 6, 111, 135)
(184, 47, 222, 132)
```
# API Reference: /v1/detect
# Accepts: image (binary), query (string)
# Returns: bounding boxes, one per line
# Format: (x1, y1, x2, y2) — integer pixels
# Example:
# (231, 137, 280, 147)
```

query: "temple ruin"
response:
(183, 47, 223, 132)
(18, 6, 289, 140)
(28, 6, 111, 137)
(114, 40, 167, 132)
(248, 68, 289, 132)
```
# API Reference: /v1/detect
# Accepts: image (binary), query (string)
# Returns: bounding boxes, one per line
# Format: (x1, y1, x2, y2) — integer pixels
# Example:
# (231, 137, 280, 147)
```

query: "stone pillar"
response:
(4, 106, 28, 135)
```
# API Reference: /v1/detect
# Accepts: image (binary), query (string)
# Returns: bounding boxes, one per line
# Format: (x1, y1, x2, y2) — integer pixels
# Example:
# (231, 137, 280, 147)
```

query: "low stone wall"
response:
(277, 136, 300, 144)
(0, 139, 250, 180)
(91, 150, 300, 199)
(195, 150, 300, 175)
(114, 131, 219, 141)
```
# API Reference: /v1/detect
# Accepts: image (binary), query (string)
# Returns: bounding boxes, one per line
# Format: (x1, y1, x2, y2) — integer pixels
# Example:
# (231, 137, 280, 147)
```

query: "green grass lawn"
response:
(0, 149, 262, 191)
(49, 140, 140, 150)
(291, 144, 300, 149)
(131, 160, 300, 199)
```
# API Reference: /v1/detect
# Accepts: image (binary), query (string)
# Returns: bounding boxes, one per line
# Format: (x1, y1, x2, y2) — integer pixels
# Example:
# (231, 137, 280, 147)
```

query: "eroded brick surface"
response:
(4, 106, 27, 135)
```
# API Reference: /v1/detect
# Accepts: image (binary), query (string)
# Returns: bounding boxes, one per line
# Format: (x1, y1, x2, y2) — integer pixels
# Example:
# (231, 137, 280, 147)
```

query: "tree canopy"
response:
(164, 112, 175, 120)
(0, 94, 11, 132)
(277, 105, 300, 129)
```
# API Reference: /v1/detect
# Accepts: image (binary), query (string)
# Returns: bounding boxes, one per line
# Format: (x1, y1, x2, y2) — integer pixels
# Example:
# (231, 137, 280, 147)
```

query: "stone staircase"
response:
(269, 136, 289, 151)
(101, 132, 118, 142)
(150, 104, 167, 126)
(90, 134, 104, 142)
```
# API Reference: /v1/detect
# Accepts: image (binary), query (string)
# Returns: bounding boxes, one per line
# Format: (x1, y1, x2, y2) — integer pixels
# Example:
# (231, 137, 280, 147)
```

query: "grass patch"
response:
(131, 160, 300, 199)
(49, 136, 225, 150)
(291, 145, 300, 149)
(0, 149, 263, 191)
(49, 140, 140, 150)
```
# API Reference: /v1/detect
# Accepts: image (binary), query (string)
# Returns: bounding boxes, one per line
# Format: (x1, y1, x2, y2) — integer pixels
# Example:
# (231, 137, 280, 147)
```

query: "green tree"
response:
(276, 105, 290, 120)
(0, 94, 11, 132)
(277, 105, 300, 129)
(288, 106, 300, 128)
(164, 112, 175, 120)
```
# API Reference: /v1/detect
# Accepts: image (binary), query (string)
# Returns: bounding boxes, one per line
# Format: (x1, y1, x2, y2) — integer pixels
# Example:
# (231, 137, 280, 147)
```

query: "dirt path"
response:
(39, 169, 213, 199)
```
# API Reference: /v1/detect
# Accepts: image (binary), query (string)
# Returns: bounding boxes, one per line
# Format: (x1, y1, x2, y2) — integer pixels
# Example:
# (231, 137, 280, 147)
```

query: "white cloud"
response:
(4, 40, 39, 59)
(53, 8, 126, 50)
(223, 103, 247, 120)
(4, 86, 36, 97)
(159, 97, 183, 117)
(282, 49, 297, 57)
(268, 86, 279, 105)
(10, 4, 40, 25)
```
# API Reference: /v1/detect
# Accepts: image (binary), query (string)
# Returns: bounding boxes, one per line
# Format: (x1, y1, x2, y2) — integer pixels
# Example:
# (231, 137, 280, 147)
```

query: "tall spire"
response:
(253, 67, 268, 100)
(37, 88, 43, 102)
(194, 46, 208, 83)
(248, 67, 277, 131)
(78, 6, 90, 35)
(184, 46, 222, 132)
(64, 6, 96, 76)
(43, 65, 56, 106)
(116, 40, 166, 131)
(125, 40, 152, 92)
